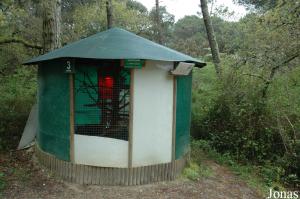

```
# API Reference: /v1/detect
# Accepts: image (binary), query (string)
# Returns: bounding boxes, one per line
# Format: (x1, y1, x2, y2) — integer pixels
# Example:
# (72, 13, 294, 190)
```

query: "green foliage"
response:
(64, 0, 152, 43)
(191, 1, 299, 188)
(192, 60, 300, 186)
(183, 140, 214, 181)
(183, 162, 201, 181)
(171, 14, 244, 58)
(236, 0, 279, 10)
(0, 66, 36, 150)
(126, 0, 148, 14)
(0, 172, 5, 193)
(191, 139, 284, 193)
(148, 6, 175, 44)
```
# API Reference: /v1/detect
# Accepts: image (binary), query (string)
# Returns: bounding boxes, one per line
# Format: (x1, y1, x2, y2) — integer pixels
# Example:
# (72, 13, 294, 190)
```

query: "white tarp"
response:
(17, 104, 38, 150)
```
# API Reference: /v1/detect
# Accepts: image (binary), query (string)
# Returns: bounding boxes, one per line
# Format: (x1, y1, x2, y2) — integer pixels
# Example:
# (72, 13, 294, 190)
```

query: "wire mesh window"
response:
(74, 61, 130, 141)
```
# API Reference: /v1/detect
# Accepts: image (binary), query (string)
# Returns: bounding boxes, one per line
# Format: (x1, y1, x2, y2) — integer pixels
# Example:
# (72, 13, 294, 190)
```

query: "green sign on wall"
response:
(124, 59, 144, 69)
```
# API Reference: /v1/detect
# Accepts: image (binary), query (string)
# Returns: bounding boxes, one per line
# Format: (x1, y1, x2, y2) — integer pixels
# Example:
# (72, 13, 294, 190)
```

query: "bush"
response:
(0, 66, 36, 150)
(191, 61, 300, 186)
(183, 162, 201, 181)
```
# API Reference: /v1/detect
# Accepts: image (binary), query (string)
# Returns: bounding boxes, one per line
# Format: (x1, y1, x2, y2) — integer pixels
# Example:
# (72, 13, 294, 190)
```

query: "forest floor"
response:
(0, 148, 262, 199)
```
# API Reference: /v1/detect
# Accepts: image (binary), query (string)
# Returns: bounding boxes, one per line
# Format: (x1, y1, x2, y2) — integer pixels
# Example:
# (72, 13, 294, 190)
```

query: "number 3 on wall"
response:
(65, 60, 75, 73)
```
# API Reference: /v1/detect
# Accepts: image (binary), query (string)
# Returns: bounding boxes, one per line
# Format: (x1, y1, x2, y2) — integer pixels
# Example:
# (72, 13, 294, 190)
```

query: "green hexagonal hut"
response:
(24, 28, 206, 185)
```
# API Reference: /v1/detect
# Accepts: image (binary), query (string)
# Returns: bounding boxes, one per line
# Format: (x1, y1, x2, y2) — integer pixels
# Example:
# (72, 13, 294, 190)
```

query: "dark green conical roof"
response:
(24, 28, 206, 67)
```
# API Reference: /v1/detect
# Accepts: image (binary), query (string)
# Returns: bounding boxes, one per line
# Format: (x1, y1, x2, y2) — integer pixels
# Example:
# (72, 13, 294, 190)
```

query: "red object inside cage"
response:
(98, 76, 114, 99)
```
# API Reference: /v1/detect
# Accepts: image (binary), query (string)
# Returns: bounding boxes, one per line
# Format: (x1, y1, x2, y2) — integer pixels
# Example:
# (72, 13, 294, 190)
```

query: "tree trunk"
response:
(106, 0, 113, 29)
(42, 0, 61, 53)
(200, 0, 221, 77)
(155, 0, 162, 44)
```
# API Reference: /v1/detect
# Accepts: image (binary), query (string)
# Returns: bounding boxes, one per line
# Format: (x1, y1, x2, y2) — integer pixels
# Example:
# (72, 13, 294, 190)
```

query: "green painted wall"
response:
(37, 60, 70, 161)
(74, 65, 100, 125)
(175, 73, 192, 159)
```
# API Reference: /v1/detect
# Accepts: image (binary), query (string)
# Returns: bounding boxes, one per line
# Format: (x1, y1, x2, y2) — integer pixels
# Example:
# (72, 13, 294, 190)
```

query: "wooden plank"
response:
(62, 161, 66, 180)
(61, 160, 64, 178)
(149, 165, 153, 182)
(65, 162, 69, 180)
(125, 168, 129, 186)
(99, 168, 103, 185)
(108, 168, 112, 185)
(153, 165, 157, 182)
(166, 163, 170, 181)
(86, 165, 91, 184)
(103, 167, 108, 185)
(129, 168, 132, 185)
(172, 76, 177, 161)
(133, 167, 138, 185)
(54, 158, 57, 175)
(44, 153, 47, 167)
(113, 168, 118, 185)
(121, 168, 125, 185)
(117, 168, 122, 185)
(91, 167, 96, 184)
(68, 162, 72, 181)
(158, 164, 162, 182)
(156, 164, 160, 182)
(35, 145, 188, 185)
(172, 161, 176, 180)
(70, 163, 76, 182)
(115, 168, 119, 185)
(83, 165, 88, 184)
(140, 166, 144, 184)
(136, 166, 141, 185)
(128, 69, 134, 168)
(53, 158, 57, 175)
(48, 155, 52, 171)
(145, 165, 150, 184)
(79, 165, 84, 184)
(95, 167, 100, 185)
(69, 73, 75, 163)
(59, 161, 63, 179)
(106, 168, 110, 185)
(162, 163, 167, 181)
(119, 168, 123, 185)
(102, 168, 107, 185)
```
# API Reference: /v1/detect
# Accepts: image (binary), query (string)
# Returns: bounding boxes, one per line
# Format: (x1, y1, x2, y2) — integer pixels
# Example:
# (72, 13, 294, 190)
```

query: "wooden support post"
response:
(69, 73, 75, 163)
(172, 76, 177, 161)
(128, 69, 134, 168)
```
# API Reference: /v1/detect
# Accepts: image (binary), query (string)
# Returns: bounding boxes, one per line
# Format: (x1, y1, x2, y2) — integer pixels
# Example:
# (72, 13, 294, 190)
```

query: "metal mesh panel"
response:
(37, 61, 70, 161)
(74, 62, 130, 141)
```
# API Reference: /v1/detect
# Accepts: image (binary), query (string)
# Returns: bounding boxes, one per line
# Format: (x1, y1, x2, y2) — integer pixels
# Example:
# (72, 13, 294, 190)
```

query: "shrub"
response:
(191, 62, 300, 186)
(0, 66, 36, 150)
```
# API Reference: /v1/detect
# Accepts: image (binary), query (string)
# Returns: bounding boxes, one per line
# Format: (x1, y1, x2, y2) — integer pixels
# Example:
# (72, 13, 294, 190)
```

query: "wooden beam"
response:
(69, 73, 75, 163)
(172, 75, 177, 161)
(128, 69, 134, 168)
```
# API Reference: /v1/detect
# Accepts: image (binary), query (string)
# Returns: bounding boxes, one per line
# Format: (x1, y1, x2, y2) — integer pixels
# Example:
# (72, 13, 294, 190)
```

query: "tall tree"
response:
(106, 0, 113, 29)
(155, 0, 162, 44)
(200, 0, 222, 77)
(42, 0, 61, 53)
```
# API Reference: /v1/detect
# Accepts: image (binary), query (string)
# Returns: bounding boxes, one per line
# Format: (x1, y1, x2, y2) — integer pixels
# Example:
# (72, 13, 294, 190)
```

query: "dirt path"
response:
(0, 150, 262, 199)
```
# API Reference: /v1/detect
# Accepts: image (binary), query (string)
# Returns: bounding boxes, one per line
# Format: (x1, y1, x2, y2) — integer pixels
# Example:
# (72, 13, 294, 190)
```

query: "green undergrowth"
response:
(0, 172, 6, 196)
(190, 139, 286, 195)
(182, 161, 213, 181)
